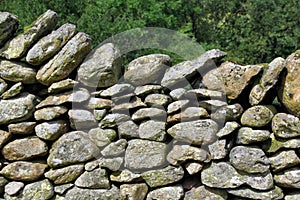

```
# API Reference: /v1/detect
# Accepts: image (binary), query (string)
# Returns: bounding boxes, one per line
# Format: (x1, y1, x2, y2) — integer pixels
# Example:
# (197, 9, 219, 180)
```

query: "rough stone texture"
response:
(35, 120, 68, 141)
(185, 88, 224, 99)
(285, 192, 300, 200)
(211, 103, 244, 122)
(237, 127, 271, 144)
(269, 150, 300, 172)
(4, 181, 24, 196)
(132, 108, 167, 121)
(120, 183, 148, 200)
(138, 120, 166, 141)
(227, 186, 284, 200)
(85, 157, 123, 172)
(147, 185, 184, 200)
(0, 12, 18, 46)
(75, 168, 110, 189)
(0, 82, 23, 99)
(272, 112, 300, 138)
(0, 78, 7, 95)
(274, 167, 300, 188)
(134, 85, 162, 96)
(144, 94, 171, 107)
(7, 122, 36, 135)
(68, 109, 97, 130)
(264, 134, 300, 153)
(100, 84, 134, 97)
(208, 139, 230, 160)
(101, 139, 127, 157)
(184, 185, 228, 200)
(241, 105, 276, 127)
(54, 183, 73, 195)
(169, 88, 186, 100)
(44, 164, 84, 184)
(110, 169, 142, 183)
(118, 121, 139, 139)
(185, 162, 203, 175)
(88, 128, 117, 147)
(99, 113, 130, 128)
(48, 79, 79, 94)
(78, 43, 122, 88)
(16, 179, 54, 200)
(167, 100, 191, 114)
(216, 121, 240, 138)
(93, 109, 107, 120)
(34, 106, 68, 121)
(198, 100, 227, 111)
(0, 130, 10, 148)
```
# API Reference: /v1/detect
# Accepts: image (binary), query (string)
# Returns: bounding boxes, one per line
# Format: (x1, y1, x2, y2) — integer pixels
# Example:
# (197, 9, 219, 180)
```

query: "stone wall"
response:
(0, 10, 299, 200)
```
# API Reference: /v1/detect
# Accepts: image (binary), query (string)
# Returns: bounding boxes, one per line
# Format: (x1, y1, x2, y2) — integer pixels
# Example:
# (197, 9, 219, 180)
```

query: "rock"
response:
(134, 85, 162, 96)
(110, 169, 142, 183)
(184, 88, 224, 99)
(249, 57, 286, 105)
(141, 165, 184, 187)
(125, 139, 167, 171)
(0, 177, 8, 196)
(4, 181, 24, 196)
(237, 127, 271, 144)
(0, 78, 7, 95)
(167, 119, 219, 146)
(86, 98, 112, 109)
(229, 146, 270, 174)
(86, 157, 123, 172)
(138, 120, 166, 141)
(278, 50, 300, 117)
(0, 10, 58, 59)
(227, 186, 284, 200)
(167, 100, 191, 114)
(36, 32, 92, 85)
(75, 168, 110, 189)
(184, 185, 228, 200)
(161, 49, 226, 89)
(0, 161, 47, 181)
(93, 109, 107, 120)
(272, 113, 300, 138)
(198, 100, 227, 111)
(26, 23, 76, 65)
(7, 122, 36, 135)
(19, 179, 54, 200)
(118, 121, 139, 139)
(120, 183, 148, 200)
(167, 145, 210, 165)
(184, 162, 203, 175)
(45, 164, 84, 184)
(35, 120, 68, 141)
(88, 128, 117, 147)
(99, 113, 130, 128)
(68, 109, 97, 130)
(245, 171, 274, 190)
(177, 107, 209, 121)
(208, 139, 231, 160)
(100, 83, 134, 97)
(274, 167, 300, 188)
(285, 192, 300, 200)
(144, 93, 171, 107)
(47, 131, 100, 168)
(34, 106, 68, 121)
(211, 103, 244, 122)
(54, 184, 74, 195)
(147, 185, 184, 200)
(264, 134, 300, 153)
(132, 108, 167, 121)
(0, 130, 10, 148)
(240, 105, 276, 127)
(48, 79, 79, 94)
(0, 82, 23, 99)
(0, 60, 37, 84)
(216, 121, 240, 138)
(101, 139, 127, 157)
(0, 12, 18, 46)
(112, 96, 147, 112)
(269, 150, 300, 172)
(2, 137, 48, 161)
(169, 88, 187, 100)
(78, 43, 122, 88)
(203, 61, 262, 99)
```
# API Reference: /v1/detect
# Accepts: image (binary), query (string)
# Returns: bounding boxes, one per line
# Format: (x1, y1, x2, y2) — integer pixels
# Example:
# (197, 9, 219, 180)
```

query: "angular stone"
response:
(274, 167, 300, 188)
(86, 98, 112, 109)
(272, 113, 300, 138)
(144, 94, 171, 107)
(34, 106, 68, 121)
(120, 183, 148, 200)
(68, 109, 97, 130)
(99, 113, 130, 128)
(237, 127, 271, 144)
(4, 181, 24, 196)
(0, 12, 18, 46)
(138, 120, 166, 141)
(169, 88, 187, 100)
(85, 157, 123, 172)
(101, 139, 127, 157)
(93, 109, 107, 120)
(167, 119, 219, 146)
(1, 10, 58, 59)
(37, 32, 92, 85)
(0, 130, 10, 148)
(19, 179, 54, 200)
(208, 139, 230, 160)
(264, 134, 300, 153)
(216, 121, 240, 138)
(211, 103, 244, 122)
(48, 79, 78, 94)
(132, 108, 167, 121)
(0, 78, 7, 95)
(229, 146, 270, 174)
(203, 61, 262, 99)
(245, 171, 274, 190)
(147, 185, 184, 200)
(7, 122, 36, 135)
(184, 88, 224, 99)
(241, 105, 276, 127)
(2, 137, 48, 161)
(88, 128, 117, 147)
(134, 85, 162, 96)
(0, 82, 22, 99)
(110, 169, 142, 183)
(75, 168, 110, 189)
(269, 150, 300, 172)
(35, 120, 68, 141)
(184, 185, 228, 200)
(167, 100, 190, 114)
(54, 184, 74, 195)
(125, 139, 167, 171)
(100, 83, 134, 97)
(47, 131, 100, 168)
(118, 121, 139, 139)
(0, 161, 47, 181)
(250, 57, 285, 105)
(167, 145, 210, 166)
(26, 23, 76, 65)
(227, 186, 284, 200)
(184, 162, 203, 175)
(45, 164, 84, 184)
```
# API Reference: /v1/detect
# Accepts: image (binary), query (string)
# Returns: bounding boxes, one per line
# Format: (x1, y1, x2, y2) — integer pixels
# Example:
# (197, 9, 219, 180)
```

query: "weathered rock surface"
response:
(99, 113, 130, 128)
(208, 139, 230, 160)
(34, 106, 68, 121)
(54, 183, 73, 195)
(144, 93, 171, 107)
(274, 167, 300, 188)
(7, 122, 36, 135)
(110, 169, 142, 183)
(237, 127, 271, 144)
(185, 162, 203, 175)
(132, 108, 167, 121)
(68, 109, 97, 130)
(35, 120, 68, 140)
(100, 83, 134, 97)
(211, 103, 244, 122)
(272, 113, 300, 138)
(75, 168, 110, 189)
(227, 186, 284, 200)
(216, 121, 240, 138)
(240, 105, 276, 127)
(101, 139, 127, 157)
(264, 134, 300, 153)
(285, 192, 300, 200)
(4, 181, 24, 196)
(0, 12, 18, 46)
(88, 128, 117, 147)
(138, 120, 166, 141)
(147, 185, 184, 200)
(269, 150, 300, 172)
(118, 121, 139, 139)
(120, 183, 148, 200)
(45, 164, 84, 184)
(184, 185, 228, 200)
(134, 85, 162, 96)
(48, 79, 78, 94)
(0, 82, 23, 99)
(0, 78, 7, 95)
(0, 130, 10, 148)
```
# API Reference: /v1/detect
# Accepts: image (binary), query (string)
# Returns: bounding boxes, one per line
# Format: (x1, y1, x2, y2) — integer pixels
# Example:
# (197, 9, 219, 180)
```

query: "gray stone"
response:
(184, 88, 224, 99)
(169, 88, 186, 100)
(167, 100, 190, 114)
(198, 100, 227, 111)
(134, 85, 162, 96)
(285, 192, 300, 200)
(86, 98, 112, 109)
(93, 109, 107, 120)
(216, 121, 240, 138)
(274, 167, 300, 188)
(68, 109, 97, 130)
(110, 169, 142, 183)
(47, 131, 100, 168)
(0, 78, 7, 95)
(100, 83, 134, 97)
(272, 113, 300, 138)
(138, 120, 166, 141)
(44, 164, 84, 184)
(18, 179, 54, 200)
(112, 96, 147, 112)
(167, 107, 209, 123)
(34, 106, 68, 121)
(85, 157, 123, 172)
(227, 186, 284, 200)
(241, 105, 277, 127)
(99, 113, 130, 128)
(125, 139, 167, 171)
(269, 150, 300, 172)
(0, 82, 22, 99)
(245, 171, 274, 190)
(101, 139, 127, 157)
(1, 10, 58, 59)
(4, 181, 24, 196)
(144, 94, 171, 107)
(264, 134, 300, 153)
(147, 185, 184, 200)
(8, 122, 36, 135)
(37, 32, 92, 85)
(0, 176, 7, 196)
(48, 79, 79, 94)
(88, 128, 117, 147)
(54, 184, 74, 195)
(211, 103, 244, 122)
(132, 108, 167, 121)
(35, 120, 68, 141)
(0, 12, 18, 46)
(167, 119, 219, 146)
(0, 130, 10, 148)
(208, 139, 230, 160)
(184, 162, 203, 175)
(237, 127, 271, 144)
(184, 185, 228, 200)
(120, 183, 148, 200)
(75, 168, 110, 189)
(26, 23, 76, 65)
(118, 121, 139, 139)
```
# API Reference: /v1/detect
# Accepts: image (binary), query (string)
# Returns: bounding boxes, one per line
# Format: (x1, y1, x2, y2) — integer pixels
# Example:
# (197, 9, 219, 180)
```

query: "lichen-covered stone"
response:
(274, 167, 300, 188)
(208, 139, 231, 160)
(35, 120, 68, 141)
(88, 128, 117, 147)
(167, 100, 191, 114)
(17, 179, 54, 200)
(120, 183, 148, 200)
(75, 168, 110, 189)
(0, 12, 18, 46)
(118, 121, 139, 139)
(110, 169, 142, 183)
(34, 106, 68, 121)
(245, 171, 274, 190)
(240, 105, 276, 127)
(237, 127, 271, 144)
(48, 79, 78, 94)
(138, 120, 166, 141)
(0, 82, 22, 99)
(184, 88, 224, 99)
(144, 94, 171, 107)
(211, 103, 244, 122)
(99, 113, 130, 128)
(132, 108, 167, 122)
(45, 164, 84, 184)
(269, 150, 300, 172)
(4, 181, 24, 196)
(147, 185, 184, 200)
(36, 32, 92, 86)
(85, 157, 123, 172)
(68, 109, 97, 130)
(216, 121, 240, 138)
(134, 85, 162, 96)
(264, 134, 300, 153)
(93, 109, 107, 120)
(198, 100, 227, 111)
(0, 130, 10, 148)
(101, 139, 127, 157)
(272, 113, 300, 138)
(184, 185, 228, 200)
(227, 186, 284, 200)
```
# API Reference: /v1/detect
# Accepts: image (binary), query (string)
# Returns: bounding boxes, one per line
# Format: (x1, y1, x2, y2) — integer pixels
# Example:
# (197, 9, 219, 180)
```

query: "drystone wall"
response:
(0, 9, 299, 200)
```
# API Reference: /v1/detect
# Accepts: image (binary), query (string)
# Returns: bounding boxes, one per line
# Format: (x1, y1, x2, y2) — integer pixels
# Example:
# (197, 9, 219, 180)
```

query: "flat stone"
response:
(88, 128, 117, 147)
(75, 168, 110, 189)
(132, 108, 167, 121)
(35, 120, 68, 141)
(269, 150, 300, 172)
(26, 23, 76, 65)
(184, 88, 224, 99)
(227, 186, 284, 200)
(0, 130, 10, 148)
(99, 113, 130, 128)
(169, 88, 186, 100)
(216, 121, 240, 138)
(0, 82, 22, 99)
(54, 183, 74, 195)
(7, 122, 35, 135)
(167, 100, 191, 114)
(167, 107, 209, 123)
(245, 171, 274, 190)
(34, 106, 68, 121)
(147, 185, 184, 200)
(144, 94, 171, 107)
(101, 139, 127, 157)
(18, 179, 54, 200)
(237, 127, 271, 144)
(100, 83, 134, 97)
(37, 32, 92, 85)
(45, 164, 84, 184)
(2, 137, 48, 161)
(134, 85, 162, 96)
(241, 105, 276, 127)
(120, 183, 148, 200)
(0, 78, 7, 95)
(112, 96, 147, 112)
(138, 120, 166, 141)
(211, 103, 244, 122)
(274, 167, 300, 188)
(48, 79, 78, 94)
(4, 181, 24, 196)
(184, 185, 228, 200)
(118, 120, 139, 139)
(208, 139, 230, 160)
(110, 169, 142, 183)
(68, 109, 97, 130)
(285, 192, 300, 200)
(184, 162, 204, 175)
(0, 12, 18, 46)
(86, 98, 112, 109)
(198, 100, 227, 111)
(85, 157, 123, 172)
(272, 113, 300, 138)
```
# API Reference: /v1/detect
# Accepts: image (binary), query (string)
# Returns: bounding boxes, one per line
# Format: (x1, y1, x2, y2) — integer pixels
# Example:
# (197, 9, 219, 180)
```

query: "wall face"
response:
(0, 10, 300, 200)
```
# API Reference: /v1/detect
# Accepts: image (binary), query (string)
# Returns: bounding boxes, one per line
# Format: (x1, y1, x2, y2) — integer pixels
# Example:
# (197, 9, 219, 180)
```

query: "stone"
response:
(229, 146, 270, 174)
(0, 82, 22, 99)
(278, 50, 300, 117)
(227, 186, 284, 200)
(0, 130, 10, 148)
(216, 121, 240, 138)
(101, 139, 127, 157)
(249, 57, 286, 105)
(138, 120, 166, 141)
(110, 169, 142, 183)
(0, 60, 37, 84)
(0, 161, 47, 181)
(2, 137, 48, 161)
(184, 88, 224, 99)
(112, 96, 147, 112)
(99, 113, 130, 128)
(4, 181, 24, 196)
(48, 79, 79, 94)
(86, 157, 123, 172)
(44, 164, 84, 184)
(75, 168, 110, 189)
(167, 100, 191, 114)
(237, 127, 271, 144)
(8, 122, 36, 135)
(264, 134, 300, 153)
(88, 128, 117, 147)
(285, 192, 300, 200)
(272, 113, 300, 138)
(203, 61, 262, 99)
(144, 94, 171, 107)
(26, 23, 76, 65)
(169, 88, 187, 100)
(184, 185, 228, 200)
(142, 165, 184, 187)
(34, 106, 68, 121)
(161, 49, 226, 89)
(198, 100, 227, 111)
(36, 32, 92, 85)
(167, 107, 209, 123)
(147, 185, 184, 200)
(0, 12, 18, 46)
(0, 78, 7, 95)
(211, 103, 244, 122)
(47, 131, 100, 168)
(269, 150, 300, 172)
(125, 139, 167, 171)
(68, 109, 97, 130)
(274, 167, 300, 188)
(0, 177, 8, 196)
(245, 171, 274, 190)
(240, 105, 276, 127)
(120, 183, 148, 200)
(86, 98, 112, 109)
(208, 139, 230, 160)
(134, 85, 162, 96)
(167, 145, 210, 166)
(118, 121, 139, 139)
(1, 10, 58, 59)
(132, 108, 167, 121)
(184, 162, 203, 175)
(100, 83, 134, 97)
(19, 179, 54, 200)
(167, 119, 219, 146)
(54, 184, 74, 195)
(35, 120, 68, 141)
(93, 109, 107, 120)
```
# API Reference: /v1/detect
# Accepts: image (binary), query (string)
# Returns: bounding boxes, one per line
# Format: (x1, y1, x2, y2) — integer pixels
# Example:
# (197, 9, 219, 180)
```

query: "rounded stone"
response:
(240, 105, 276, 127)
